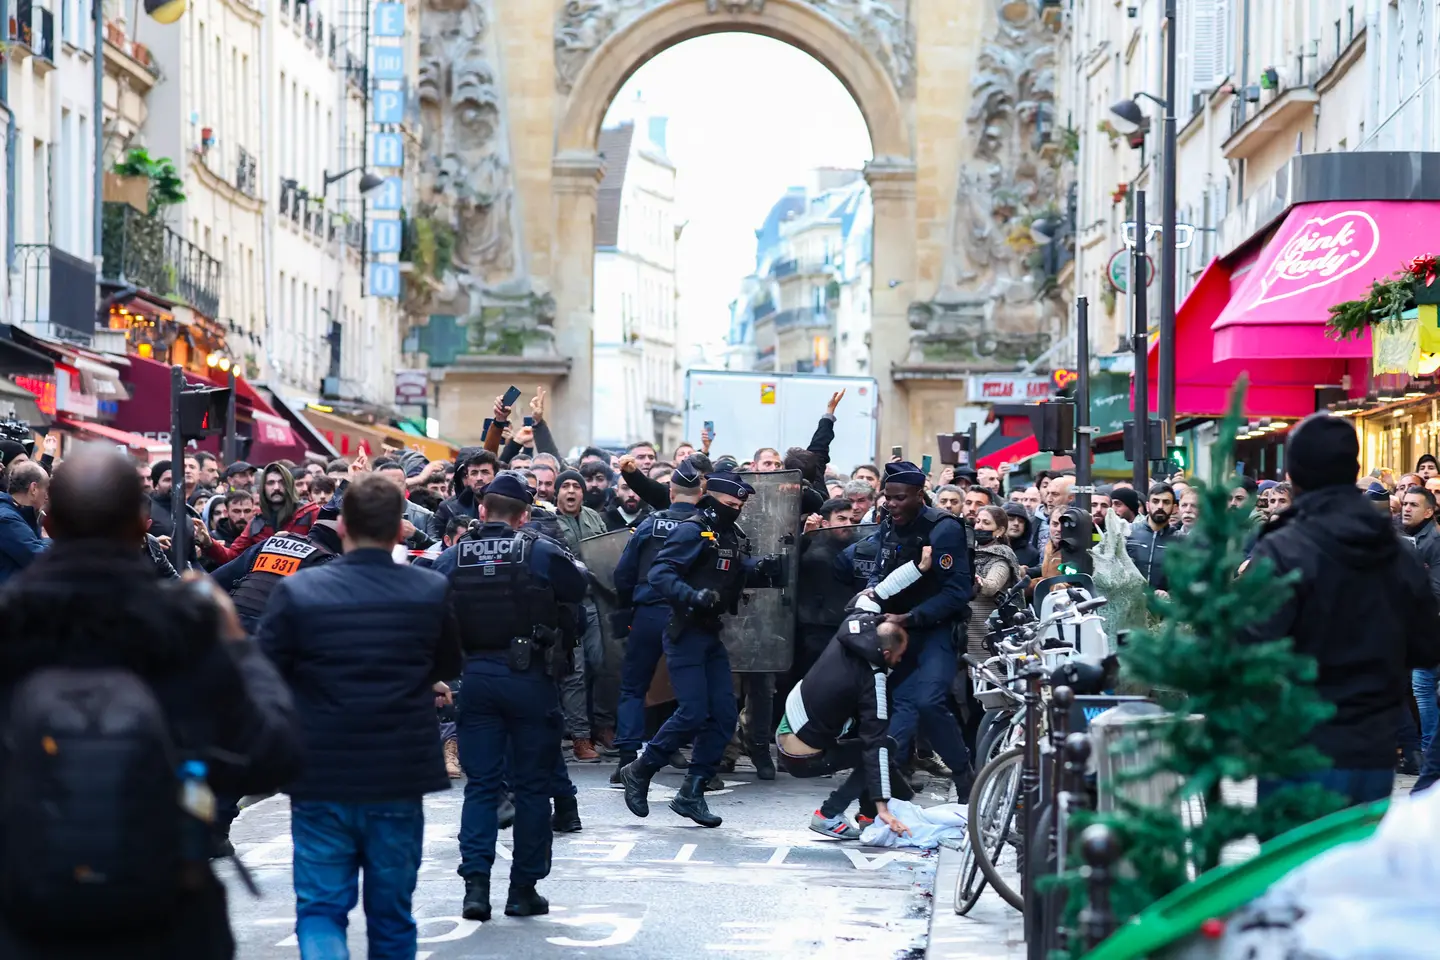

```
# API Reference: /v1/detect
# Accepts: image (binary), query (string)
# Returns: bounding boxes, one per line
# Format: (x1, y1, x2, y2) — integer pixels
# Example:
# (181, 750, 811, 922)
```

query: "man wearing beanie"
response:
(1246, 413, 1440, 804)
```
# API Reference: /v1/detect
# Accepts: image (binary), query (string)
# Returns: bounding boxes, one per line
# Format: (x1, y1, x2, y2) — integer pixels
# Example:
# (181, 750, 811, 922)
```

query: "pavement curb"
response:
(925, 844, 1025, 960)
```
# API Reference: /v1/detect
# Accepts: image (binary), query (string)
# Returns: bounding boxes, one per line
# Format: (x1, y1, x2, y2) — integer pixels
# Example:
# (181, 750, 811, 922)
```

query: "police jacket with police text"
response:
(787, 613, 895, 802)
(647, 513, 768, 622)
(867, 507, 973, 629)
(432, 521, 588, 652)
(216, 532, 336, 631)
(615, 501, 699, 608)
(255, 549, 463, 802)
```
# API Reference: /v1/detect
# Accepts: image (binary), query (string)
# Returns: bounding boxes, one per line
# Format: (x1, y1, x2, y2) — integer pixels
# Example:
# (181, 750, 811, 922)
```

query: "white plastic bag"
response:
(856, 799, 967, 849)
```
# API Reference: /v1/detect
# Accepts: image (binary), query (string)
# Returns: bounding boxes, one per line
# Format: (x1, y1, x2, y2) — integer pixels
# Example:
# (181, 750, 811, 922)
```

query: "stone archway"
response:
(546, 0, 917, 451)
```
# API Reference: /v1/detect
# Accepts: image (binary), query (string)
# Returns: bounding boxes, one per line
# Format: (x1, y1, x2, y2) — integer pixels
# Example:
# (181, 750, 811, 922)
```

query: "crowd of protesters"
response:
(3, 401, 1440, 957)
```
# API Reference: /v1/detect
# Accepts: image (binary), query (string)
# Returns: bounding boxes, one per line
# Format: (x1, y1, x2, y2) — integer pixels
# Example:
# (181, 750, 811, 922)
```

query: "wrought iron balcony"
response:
(770, 307, 832, 331)
(101, 202, 222, 320)
(12, 244, 97, 345)
(10, 0, 55, 63)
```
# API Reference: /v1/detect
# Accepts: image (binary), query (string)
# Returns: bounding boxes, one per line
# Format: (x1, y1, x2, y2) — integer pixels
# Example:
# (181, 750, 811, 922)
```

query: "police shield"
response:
(578, 527, 634, 644)
(798, 523, 881, 631)
(726, 469, 804, 673)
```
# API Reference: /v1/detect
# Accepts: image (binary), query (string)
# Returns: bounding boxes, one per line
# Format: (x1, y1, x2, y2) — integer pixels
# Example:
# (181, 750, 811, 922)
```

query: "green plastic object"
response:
(1083, 799, 1389, 960)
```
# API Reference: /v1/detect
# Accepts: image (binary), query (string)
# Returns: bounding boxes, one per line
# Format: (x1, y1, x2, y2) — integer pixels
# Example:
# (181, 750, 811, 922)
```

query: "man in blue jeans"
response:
(257, 474, 463, 959)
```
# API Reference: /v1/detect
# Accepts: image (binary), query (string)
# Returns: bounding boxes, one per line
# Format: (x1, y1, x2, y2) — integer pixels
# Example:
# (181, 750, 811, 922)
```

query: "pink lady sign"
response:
(1211, 201, 1440, 361)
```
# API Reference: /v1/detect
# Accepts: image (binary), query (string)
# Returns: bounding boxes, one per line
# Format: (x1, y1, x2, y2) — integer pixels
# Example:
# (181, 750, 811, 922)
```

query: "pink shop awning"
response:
(1210, 200, 1440, 361)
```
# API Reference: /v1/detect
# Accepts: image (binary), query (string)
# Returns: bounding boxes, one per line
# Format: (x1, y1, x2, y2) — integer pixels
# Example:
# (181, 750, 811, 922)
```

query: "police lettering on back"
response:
(651, 517, 680, 539)
(457, 535, 529, 570)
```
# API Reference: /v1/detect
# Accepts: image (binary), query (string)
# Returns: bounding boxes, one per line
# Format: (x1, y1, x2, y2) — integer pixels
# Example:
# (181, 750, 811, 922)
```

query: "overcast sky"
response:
(603, 34, 872, 366)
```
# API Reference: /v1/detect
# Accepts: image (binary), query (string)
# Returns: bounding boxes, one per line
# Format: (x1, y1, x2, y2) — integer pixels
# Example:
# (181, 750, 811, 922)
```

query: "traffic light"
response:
(992, 399, 1076, 455)
(1167, 443, 1188, 472)
(178, 386, 230, 440)
(1122, 418, 1167, 463)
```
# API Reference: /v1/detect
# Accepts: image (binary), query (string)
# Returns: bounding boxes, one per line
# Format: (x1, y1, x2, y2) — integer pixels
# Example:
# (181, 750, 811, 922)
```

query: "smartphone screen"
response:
(891, 445, 903, 459)
(501, 385, 522, 407)
(921, 455, 932, 476)
(523, 416, 534, 427)
(704, 420, 715, 434)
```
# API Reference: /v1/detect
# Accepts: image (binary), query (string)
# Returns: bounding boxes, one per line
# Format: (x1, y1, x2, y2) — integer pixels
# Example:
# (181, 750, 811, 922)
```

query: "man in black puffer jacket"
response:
(0, 447, 301, 960)
(1245, 414, 1440, 805)
(255, 474, 463, 956)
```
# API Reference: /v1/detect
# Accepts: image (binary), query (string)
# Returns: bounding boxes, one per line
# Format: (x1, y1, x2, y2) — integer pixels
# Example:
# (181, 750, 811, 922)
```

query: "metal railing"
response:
(12, 243, 96, 345)
(770, 258, 798, 278)
(770, 307, 832, 331)
(101, 202, 222, 319)
(235, 148, 257, 197)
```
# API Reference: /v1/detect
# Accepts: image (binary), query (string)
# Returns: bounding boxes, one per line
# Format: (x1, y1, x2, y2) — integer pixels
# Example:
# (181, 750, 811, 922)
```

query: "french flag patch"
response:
(717, 558, 731, 571)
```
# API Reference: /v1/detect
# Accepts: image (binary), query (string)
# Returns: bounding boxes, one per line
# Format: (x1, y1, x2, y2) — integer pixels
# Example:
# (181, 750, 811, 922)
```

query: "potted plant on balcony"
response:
(110, 147, 185, 216)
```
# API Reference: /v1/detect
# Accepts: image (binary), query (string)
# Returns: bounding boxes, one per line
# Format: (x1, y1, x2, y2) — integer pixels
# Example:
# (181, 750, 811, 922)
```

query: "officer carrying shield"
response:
(430, 474, 587, 922)
(618, 472, 783, 827)
(609, 457, 707, 779)
(868, 461, 975, 795)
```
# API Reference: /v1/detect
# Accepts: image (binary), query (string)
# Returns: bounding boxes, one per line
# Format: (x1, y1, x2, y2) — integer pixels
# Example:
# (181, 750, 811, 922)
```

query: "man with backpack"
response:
(0, 447, 302, 959)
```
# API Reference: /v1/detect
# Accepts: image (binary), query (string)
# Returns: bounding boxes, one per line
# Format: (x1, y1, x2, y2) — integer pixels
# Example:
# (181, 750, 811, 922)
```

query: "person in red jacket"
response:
(206, 461, 323, 564)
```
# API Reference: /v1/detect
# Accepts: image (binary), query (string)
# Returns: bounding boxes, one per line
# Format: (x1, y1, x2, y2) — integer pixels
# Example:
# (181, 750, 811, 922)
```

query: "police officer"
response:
(618, 472, 781, 827)
(867, 461, 975, 795)
(609, 457, 707, 780)
(431, 474, 587, 922)
(212, 518, 343, 632)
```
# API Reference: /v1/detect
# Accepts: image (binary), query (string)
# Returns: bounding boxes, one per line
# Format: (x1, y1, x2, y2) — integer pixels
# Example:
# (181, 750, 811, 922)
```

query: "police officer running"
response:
(868, 461, 975, 795)
(213, 517, 344, 633)
(619, 472, 781, 827)
(609, 457, 707, 780)
(431, 474, 588, 922)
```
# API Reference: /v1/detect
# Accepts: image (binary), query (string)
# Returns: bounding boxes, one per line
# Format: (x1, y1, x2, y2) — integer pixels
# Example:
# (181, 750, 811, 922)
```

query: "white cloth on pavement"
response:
(857, 799, 967, 850)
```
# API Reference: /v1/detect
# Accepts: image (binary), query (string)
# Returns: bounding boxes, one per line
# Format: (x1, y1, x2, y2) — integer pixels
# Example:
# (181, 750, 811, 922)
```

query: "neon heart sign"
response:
(1254, 209, 1380, 306)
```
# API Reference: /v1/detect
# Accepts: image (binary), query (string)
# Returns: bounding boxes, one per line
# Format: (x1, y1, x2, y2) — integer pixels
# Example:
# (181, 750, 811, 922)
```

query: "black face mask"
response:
(974, 529, 996, 546)
(701, 495, 741, 528)
(583, 488, 607, 510)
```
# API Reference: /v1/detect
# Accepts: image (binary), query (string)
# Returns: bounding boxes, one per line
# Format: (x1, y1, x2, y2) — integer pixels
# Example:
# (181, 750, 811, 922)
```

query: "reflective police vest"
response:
(231, 532, 334, 624)
(877, 507, 961, 610)
(676, 515, 750, 617)
(450, 525, 559, 653)
(632, 504, 697, 607)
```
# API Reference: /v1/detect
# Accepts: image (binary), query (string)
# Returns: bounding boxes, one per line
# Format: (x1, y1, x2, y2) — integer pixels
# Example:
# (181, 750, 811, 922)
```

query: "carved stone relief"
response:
(415, 0, 556, 356)
(555, 0, 914, 96)
(913, 0, 1060, 366)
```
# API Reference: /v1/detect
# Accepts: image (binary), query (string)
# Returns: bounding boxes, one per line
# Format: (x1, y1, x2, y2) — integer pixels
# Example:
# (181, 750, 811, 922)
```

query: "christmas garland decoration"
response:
(1326, 253, 1439, 339)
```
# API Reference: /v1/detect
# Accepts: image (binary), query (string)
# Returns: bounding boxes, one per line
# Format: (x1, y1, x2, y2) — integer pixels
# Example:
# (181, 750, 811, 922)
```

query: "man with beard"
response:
(203, 462, 324, 564)
(934, 485, 963, 517)
(214, 490, 256, 545)
(618, 473, 784, 827)
(374, 458, 437, 551)
(428, 450, 500, 541)
(579, 461, 614, 512)
(223, 460, 256, 493)
(1125, 482, 1179, 590)
(603, 476, 650, 530)
(1109, 485, 1141, 524)
(1090, 488, 1112, 531)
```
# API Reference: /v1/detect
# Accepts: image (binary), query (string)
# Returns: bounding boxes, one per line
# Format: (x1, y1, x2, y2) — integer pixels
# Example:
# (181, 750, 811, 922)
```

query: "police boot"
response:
(611, 751, 637, 785)
(497, 793, 516, 830)
(620, 757, 658, 818)
(504, 882, 550, 917)
(669, 774, 723, 828)
(552, 794, 583, 833)
(461, 875, 491, 922)
(750, 747, 776, 781)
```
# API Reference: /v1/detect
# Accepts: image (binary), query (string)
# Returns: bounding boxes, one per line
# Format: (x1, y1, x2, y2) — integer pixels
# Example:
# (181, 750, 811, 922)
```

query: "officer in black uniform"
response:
(609, 458, 707, 778)
(867, 461, 975, 795)
(431, 474, 587, 922)
(619, 472, 781, 828)
(212, 518, 343, 633)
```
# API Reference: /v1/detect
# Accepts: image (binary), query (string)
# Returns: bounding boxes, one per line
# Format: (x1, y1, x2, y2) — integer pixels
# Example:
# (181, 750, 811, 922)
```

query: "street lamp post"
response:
(1158, 0, 1178, 445)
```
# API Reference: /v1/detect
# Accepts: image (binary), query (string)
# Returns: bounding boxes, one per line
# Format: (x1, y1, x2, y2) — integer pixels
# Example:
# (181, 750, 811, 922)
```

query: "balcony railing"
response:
(10, 0, 55, 62)
(101, 202, 222, 320)
(770, 258, 798, 278)
(12, 243, 97, 345)
(770, 307, 832, 331)
(235, 147, 258, 197)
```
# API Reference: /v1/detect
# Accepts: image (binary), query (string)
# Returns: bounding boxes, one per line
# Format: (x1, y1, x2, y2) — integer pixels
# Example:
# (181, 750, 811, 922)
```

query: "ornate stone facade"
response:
(555, 0, 915, 96)
(912, 0, 1061, 366)
(413, 0, 555, 355)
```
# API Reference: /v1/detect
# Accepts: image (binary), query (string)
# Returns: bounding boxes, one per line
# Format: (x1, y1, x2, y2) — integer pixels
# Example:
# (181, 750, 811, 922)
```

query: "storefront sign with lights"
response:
(967, 375, 1054, 403)
(11, 374, 56, 417)
(1052, 369, 1079, 391)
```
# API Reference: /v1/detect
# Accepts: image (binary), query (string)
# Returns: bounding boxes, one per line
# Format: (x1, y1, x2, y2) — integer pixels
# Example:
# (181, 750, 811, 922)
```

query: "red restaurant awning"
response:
(1209, 200, 1440, 361)
(977, 434, 1040, 470)
(1146, 252, 1363, 419)
(56, 414, 169, 460)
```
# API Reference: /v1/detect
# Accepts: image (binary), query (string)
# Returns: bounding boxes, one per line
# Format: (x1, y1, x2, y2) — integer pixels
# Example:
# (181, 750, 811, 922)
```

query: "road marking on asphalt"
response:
(739, 845, 792, 867)
(556, 840, 636, 862)
(840, 849, 916, 871)
(647, 842, 712, 864)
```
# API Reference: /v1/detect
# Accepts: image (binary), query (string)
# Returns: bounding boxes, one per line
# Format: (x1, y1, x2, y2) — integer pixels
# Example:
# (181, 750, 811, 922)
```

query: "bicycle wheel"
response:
(975, 707, 1018, 768)
(951, 828, 988, 916)
(968, 746, 1025, 911)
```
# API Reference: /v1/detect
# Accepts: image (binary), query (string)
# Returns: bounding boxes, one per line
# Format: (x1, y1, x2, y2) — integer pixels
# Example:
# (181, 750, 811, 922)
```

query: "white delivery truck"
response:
(683, 370, 880, 473)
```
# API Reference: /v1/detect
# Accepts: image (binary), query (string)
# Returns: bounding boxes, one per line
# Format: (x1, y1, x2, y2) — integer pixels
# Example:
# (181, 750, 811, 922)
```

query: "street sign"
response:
(394, 370, 428, 407)
(1107, 249, 1154, 293)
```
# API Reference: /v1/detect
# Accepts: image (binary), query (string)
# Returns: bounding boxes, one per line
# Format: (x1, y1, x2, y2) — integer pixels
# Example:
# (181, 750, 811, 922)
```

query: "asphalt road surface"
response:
(222, 759, 953, 959)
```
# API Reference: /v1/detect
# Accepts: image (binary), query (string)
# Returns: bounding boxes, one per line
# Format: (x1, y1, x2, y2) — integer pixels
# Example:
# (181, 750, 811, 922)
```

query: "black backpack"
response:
(1, 667, 192, 935)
